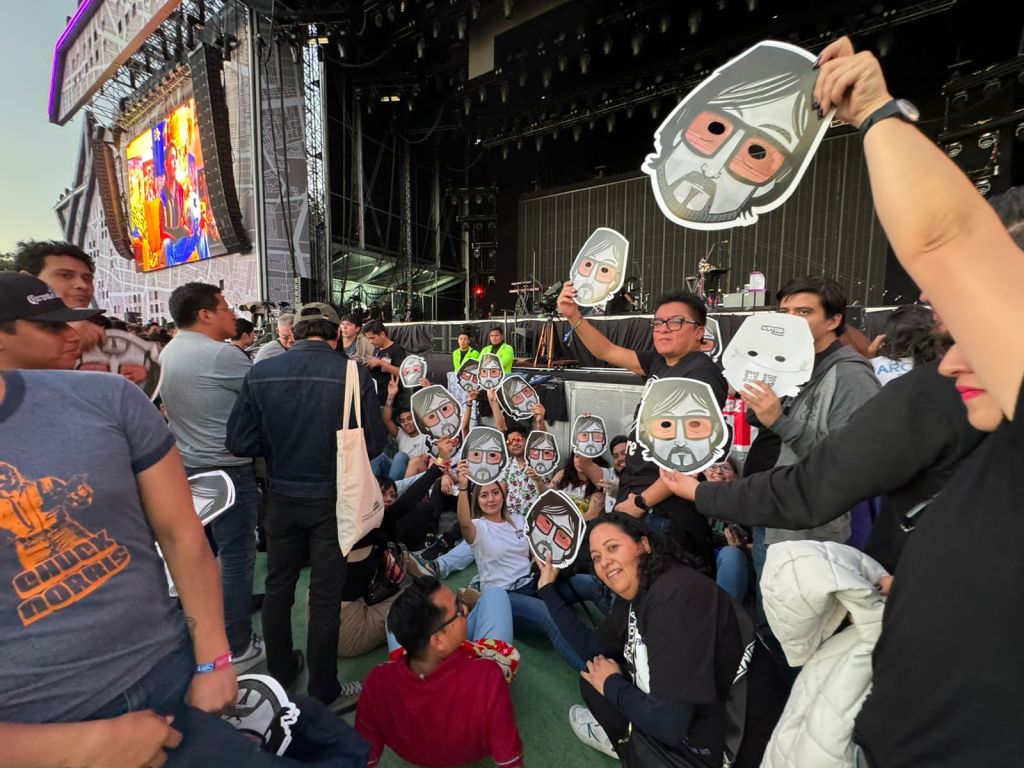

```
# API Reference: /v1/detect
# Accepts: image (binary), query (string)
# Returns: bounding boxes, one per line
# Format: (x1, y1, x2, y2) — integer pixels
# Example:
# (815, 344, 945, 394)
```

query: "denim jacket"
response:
(226, 340, 387, 500)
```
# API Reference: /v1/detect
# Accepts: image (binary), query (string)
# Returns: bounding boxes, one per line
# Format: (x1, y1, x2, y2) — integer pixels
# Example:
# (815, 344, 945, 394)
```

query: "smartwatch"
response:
(859, 98, 919, 138)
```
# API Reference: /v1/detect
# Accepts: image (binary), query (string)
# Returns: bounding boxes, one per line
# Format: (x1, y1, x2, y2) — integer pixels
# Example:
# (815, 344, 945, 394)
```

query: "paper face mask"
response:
(636, 377, 729, 474)
(478, 353, 504, 390)
(464, 426, 509, 485)
(525, 489, 586, 569)
(399, 355, 428, 388)
(571, 414, 607, 457)
(702, 316, 723, 363)
(77, 329, 163, 400)
(722, 313, 815, 398)
(571, 228, 630, 307)
(411, 385, 463, 442)
(223, 675, 300, 757)
(497, 375, 540, 420)
(457, 358, 481, 392)
(642, 41, 831, 230)
(525, 431, 560, 477)
(188, 470, 236, 527)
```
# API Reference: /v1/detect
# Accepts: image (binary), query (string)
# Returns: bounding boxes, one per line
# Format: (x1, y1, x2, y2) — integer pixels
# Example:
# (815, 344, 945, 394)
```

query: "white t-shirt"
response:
(871, 356, 914, 386)
(470, 513, 531, 591)
(397, 429, 429, 458)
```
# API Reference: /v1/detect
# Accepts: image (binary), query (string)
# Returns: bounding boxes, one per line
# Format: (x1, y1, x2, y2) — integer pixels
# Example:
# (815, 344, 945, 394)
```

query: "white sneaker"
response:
(329, 680, 363, 715)
(232, 634, 267, 674)
(569, 705, 618, 760)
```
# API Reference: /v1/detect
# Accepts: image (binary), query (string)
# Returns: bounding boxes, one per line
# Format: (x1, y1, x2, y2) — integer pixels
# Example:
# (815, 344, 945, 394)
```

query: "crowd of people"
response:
(3, 37, 1024, 768)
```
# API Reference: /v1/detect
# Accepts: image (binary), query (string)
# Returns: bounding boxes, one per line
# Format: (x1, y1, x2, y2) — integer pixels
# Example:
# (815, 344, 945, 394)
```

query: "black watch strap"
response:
(859, 98, 919, 138)
(635, 494, 649, 512)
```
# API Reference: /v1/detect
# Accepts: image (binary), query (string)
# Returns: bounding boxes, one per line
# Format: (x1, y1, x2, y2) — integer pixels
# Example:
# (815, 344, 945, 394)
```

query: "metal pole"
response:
(402, 140, 413, 316)
(247, 9, 268, 301)
(319, 52, 333, 302)
(355, 107, 365, 250)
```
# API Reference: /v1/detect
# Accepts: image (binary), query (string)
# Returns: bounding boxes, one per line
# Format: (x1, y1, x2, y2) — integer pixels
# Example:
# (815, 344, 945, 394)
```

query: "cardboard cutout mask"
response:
(571, 227, 630, 307)
(702, 316, 723, 363)
(223, 675, 300, 756)
(636, 378, 729, 474)
(497, 375, 540, 420)
(188, 470, 236, 527)
(411, 385, 463, 442)
(464, 426, 509, 485)
(722, 312, 815, 397)
(77, 329, 163, 400)
(525, 489, 586, 569)
(643, 41, 831, 230)
(525, 431, 560, 477)
(399, 355, 428, 388)
(478, 353, 504, 390)
(457, 357, 481, 393)
(571, 414, 607, 457)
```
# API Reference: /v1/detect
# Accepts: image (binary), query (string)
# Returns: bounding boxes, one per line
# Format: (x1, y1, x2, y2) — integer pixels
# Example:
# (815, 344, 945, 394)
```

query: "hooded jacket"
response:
(761, 541, 889, 768)
(763, 343, 881, 546)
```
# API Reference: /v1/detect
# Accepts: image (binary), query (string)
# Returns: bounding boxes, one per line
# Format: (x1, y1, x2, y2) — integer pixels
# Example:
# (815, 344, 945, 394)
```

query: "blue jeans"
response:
(509, 580, 587, 671)
(87, 634, 368, 767)
(715, 546, 749, 604)
(435, 539, 475, 578)
(645, 511, 673, 537)
(387, 586, 514, 652)
(370, 452, 410, 482)
(186, 464, 259, 656)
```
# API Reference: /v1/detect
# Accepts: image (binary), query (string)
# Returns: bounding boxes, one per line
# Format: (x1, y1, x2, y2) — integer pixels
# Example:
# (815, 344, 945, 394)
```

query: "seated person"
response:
(703, 458, 752, 604)
(538, 512, 744, 764)
(373, 376, 431, 482)
(542, 452, 609, 520)
(356, 577, 522, 768)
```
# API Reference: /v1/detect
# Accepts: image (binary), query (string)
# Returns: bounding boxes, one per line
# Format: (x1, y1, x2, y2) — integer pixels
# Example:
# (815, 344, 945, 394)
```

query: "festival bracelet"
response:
(195, 651, 233, 675)
(572, 317, 585, 331)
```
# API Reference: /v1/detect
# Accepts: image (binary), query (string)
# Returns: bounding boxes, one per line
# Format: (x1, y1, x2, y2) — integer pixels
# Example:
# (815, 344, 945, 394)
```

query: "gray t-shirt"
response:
(160, 330, 252, 467)
(0, 370, 183, 723)
(254, 339, 289, 363)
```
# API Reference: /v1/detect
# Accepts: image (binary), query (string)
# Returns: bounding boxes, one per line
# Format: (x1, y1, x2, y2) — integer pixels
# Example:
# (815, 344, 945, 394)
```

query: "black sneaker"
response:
(420, 537, 449, 562)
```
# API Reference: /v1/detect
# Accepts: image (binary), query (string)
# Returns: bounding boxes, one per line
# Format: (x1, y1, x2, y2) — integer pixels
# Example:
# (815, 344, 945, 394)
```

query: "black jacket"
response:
(696, 361, 984, 571)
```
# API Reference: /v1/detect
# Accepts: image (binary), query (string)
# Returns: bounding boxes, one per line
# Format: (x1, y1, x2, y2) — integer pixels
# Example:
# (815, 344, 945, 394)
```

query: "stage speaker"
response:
(89, 118, 134, 261)
(189, 44, 251, 255)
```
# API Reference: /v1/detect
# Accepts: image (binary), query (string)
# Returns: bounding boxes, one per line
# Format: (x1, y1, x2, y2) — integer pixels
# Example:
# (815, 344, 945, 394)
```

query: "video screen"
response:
(125, 99, 222, 272)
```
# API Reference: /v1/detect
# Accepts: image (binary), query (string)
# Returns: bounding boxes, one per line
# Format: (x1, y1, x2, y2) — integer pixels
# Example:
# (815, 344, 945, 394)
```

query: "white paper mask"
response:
(188, 470, 236, 527)
(411, 385, 463, 441)
(525, 489, 586, 569)
(525, 430, 560, 477)
(722, 313, 815, 397)
(497, 375, 540, 421)
(77, 329, 163, 400)
(456, 357, 481, 392)
(571, 414, 607, 458)
(478, 353, 504, 391)
(223, 675, 300, 756)
(399, 355, 428, 388)
(643, 41, 832, 230)
(702, 316, 723, 363)
(636, 377, 729, 474)
(463, 427, 509, 485)
(571, 227, 630, 307)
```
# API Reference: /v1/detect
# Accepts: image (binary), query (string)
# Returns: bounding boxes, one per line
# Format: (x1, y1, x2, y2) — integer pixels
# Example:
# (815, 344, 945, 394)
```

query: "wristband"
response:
(572, 317, 585, 331)
(195, 651, 233, 674)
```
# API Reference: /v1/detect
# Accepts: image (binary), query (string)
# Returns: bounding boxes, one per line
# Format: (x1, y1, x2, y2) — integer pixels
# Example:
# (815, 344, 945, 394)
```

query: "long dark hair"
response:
(588, 512, 695, 595)
(878, 305, 937, 366)
(555, 453, 607, 496)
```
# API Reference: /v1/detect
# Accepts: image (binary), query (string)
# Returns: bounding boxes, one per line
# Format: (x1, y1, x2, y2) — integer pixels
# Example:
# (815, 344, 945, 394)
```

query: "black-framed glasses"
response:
(433, 595, 467, 634)
(649, 316, 700, 331)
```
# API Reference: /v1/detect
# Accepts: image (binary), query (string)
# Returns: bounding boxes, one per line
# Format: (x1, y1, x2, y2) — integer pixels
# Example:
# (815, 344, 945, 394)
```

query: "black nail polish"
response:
(813, 56, 821, 69)
(817, 107, 825, 119)
(813, 99, 820, 110)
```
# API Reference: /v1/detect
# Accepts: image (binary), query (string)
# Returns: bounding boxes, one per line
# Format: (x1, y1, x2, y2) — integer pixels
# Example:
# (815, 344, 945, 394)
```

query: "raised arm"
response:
(816, 37, 1024, 418)
(557, 281, 644, 375)
(382, 375, 400, 438)
(486, 388, 508, 432)
(455, 460, 478, 545)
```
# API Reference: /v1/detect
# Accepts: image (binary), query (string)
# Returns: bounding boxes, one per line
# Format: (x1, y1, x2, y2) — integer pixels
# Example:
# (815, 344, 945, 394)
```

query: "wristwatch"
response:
(634, 494, 650, 512)
(859, 98, 919, 137)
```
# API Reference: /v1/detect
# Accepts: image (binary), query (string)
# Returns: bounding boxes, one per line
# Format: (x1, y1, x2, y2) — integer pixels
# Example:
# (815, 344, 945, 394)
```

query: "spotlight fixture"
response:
(502, 0, 514, 19)
(631, 32, 643, 56)
(650, 100, 661, 120)
(580, 51, 591, 75)
(1016, 123, 1024, 141)
(660, 14, 671, 34)
(518, 71, 528, 87)
(464, 97, 471, 115)
(558, 54, 568, 73)
(500, 83, 509, 103)
(432, 20, 440, 39)
(516, 138, 523, 151)
(552, 127, 560, 140)
(542, 69, 552, 88)
(944, 141, 962, 158)
(606, 114, 616, 132)
(747, 0, 757, 10)
(416, 37, 425, 59)
(688, 10, 701, 35)
(573, 124, 582, 142)
(470, 1, 480, 20)
(975, 178, 992, 196)
(386, 4, 396, 22)
(977, 132, 998, 150)
(535, 135, 543, 151)
(951, 90, 969, 111)
(457, 16, 466, 40)
(602, 36, 613, 55)
(982, 79, 1001, 99)
(502, 145, 509, 160)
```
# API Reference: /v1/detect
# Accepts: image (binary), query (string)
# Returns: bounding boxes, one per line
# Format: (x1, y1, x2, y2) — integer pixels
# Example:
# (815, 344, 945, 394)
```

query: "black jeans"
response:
(263, 494, 346, 704)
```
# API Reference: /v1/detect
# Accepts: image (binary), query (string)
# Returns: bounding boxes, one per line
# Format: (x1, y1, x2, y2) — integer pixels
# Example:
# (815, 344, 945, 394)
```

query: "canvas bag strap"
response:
(343, 359, 362, 430)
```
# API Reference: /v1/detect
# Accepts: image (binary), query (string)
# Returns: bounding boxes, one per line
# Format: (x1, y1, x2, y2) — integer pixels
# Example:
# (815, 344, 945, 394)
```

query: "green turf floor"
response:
(250, 553, 619, 767)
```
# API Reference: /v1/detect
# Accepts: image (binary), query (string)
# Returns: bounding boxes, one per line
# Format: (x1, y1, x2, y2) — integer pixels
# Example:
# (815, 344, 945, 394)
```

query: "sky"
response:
(0, 2, 81, 254)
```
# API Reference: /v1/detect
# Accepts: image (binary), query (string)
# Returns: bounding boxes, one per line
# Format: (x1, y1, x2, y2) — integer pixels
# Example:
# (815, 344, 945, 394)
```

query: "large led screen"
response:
(126, 99, 222, 272)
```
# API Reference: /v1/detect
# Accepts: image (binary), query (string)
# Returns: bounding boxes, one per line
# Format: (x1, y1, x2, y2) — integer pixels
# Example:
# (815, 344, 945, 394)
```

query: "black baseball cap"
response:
(0, 272, 104, 323)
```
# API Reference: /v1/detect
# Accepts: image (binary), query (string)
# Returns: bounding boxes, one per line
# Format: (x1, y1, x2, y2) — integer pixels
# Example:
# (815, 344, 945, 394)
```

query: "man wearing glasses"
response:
(357, 576, 522, 768)
(557, 285, 726, 572)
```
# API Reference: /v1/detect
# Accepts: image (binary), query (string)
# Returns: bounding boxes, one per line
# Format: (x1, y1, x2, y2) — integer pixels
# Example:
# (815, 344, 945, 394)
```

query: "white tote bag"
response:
(336, 359, 385, 555)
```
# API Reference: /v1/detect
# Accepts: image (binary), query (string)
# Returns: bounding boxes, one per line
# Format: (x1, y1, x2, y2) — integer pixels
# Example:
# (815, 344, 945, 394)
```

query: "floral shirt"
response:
(504, 458, 539, 517)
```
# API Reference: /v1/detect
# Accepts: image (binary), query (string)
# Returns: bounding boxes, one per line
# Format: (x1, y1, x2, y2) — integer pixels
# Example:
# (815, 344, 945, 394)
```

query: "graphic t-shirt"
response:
(870, 355, 914, 386)
(0, 370, 183, 724)
(372, 342, 407, 405)
(854, 378, 1024, 766)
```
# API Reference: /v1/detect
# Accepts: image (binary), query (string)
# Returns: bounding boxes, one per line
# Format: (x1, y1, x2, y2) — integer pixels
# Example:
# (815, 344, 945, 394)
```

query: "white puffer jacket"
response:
(760, 541, 889, 768)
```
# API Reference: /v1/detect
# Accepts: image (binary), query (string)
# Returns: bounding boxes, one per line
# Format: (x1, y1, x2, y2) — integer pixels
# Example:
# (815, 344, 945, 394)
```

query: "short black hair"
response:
(293, 319, 338, 341)
(610, 435, 629, 453)
(386, 576, 446, 660)
(13, 240, 95, 276)
(168, 282, 222, 328)
(341, 313, 363, 327)
(776, 275, 847, 336)
(489, 326, 503, 336)
(233, 318, 255, 340)
(377, 476, 398, 495)
(363, 319, 387, 336)
(653, 290, 707, 326)
(990, 186, 1024, 249)
(505, 426, 528, 440)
